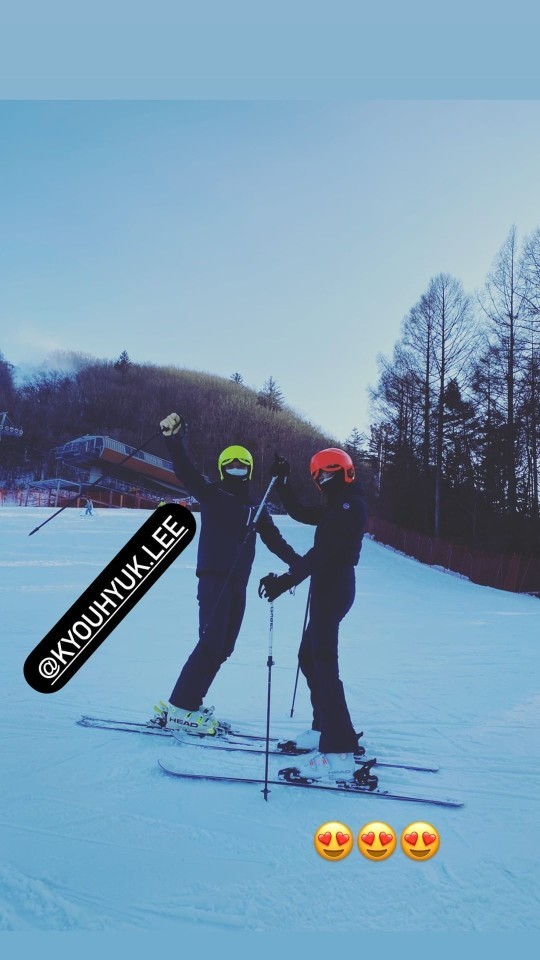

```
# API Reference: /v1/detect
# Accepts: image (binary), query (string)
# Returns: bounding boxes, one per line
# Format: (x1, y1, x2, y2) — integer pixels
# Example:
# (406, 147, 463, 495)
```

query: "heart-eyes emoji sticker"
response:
(400, 822, 440, 860)
(314, 821, 354, 861)
(357, 822, 397, 860)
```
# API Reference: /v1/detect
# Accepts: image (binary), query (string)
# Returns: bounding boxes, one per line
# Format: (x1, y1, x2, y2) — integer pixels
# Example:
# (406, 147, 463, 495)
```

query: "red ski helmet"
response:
(310, 447, 355, 486)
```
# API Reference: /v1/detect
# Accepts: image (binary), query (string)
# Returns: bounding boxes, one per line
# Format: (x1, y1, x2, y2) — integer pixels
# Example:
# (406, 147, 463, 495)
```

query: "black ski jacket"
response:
(277, 478, 368, 586)
(164, 434, 300, 583)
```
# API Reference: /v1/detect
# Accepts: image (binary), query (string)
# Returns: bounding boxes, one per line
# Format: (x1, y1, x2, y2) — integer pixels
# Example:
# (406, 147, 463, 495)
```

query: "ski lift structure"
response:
(45, 434, 194, 509)
(0, 412, 23, 441)
(53, 434, 185, 495)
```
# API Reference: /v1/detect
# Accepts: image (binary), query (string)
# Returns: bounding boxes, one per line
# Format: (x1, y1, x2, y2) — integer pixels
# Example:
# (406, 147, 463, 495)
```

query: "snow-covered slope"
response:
(1, 508, 539, 931)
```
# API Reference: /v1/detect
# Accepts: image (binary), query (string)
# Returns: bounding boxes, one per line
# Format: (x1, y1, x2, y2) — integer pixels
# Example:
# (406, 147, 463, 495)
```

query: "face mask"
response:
(224, 467, 249, 477)
(318, 471, 335, 485)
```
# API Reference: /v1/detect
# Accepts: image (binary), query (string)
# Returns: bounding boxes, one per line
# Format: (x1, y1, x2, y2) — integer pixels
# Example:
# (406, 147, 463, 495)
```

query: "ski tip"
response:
(158, 759, 181, 777)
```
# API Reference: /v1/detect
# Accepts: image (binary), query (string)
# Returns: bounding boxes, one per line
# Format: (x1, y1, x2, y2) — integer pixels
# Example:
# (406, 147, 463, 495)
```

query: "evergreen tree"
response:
(114, 350, 132, 375)
(258, 376, 284, 411)
(344, 427, 366, 456)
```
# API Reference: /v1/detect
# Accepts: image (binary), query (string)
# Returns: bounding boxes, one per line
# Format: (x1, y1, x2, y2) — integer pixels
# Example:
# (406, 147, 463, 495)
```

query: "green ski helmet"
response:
(218, 444, 254, 480)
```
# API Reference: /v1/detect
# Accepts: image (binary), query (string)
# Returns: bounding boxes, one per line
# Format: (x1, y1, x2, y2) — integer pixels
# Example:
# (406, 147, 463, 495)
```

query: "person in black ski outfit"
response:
(259, 448, 368, 782)
(153, 412, 300, 736)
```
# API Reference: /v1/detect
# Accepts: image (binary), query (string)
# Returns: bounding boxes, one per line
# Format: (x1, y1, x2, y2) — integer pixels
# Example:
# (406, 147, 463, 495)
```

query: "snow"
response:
(1, 506, 539, 931)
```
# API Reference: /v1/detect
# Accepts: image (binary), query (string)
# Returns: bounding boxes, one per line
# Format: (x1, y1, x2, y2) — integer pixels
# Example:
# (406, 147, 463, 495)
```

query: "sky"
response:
(1, 100, 540, 442)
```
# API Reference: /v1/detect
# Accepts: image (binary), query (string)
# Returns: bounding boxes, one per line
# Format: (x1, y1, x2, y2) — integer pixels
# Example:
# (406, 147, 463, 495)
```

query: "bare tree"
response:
(470, 340, 507, 515)
(479, 227, 526, 517)
(370, 347, 421, 454)
(520, 228, 540, 517)
(429, 273, 477, 536)
(402, 290, 437, 527)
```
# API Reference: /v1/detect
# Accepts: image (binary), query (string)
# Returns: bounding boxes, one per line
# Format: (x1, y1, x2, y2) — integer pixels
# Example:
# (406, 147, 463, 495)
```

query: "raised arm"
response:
(271, 453, 322, 526)
(160, 413, 211, 502)
(277, 478, 322, 526)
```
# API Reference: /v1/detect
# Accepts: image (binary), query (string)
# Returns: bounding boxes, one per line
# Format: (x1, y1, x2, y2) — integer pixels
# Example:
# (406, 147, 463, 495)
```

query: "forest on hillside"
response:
(0, 355, 366, 503)
(369, 225, 540, 554)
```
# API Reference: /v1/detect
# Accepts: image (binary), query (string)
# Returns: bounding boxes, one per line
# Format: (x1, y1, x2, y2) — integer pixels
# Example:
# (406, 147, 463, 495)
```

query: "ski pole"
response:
(199, 476, 278, 640)
(28, 429, 164, 536)
(262, 596, 275, 802)
(250, 476, 277, 527)
(289, 584, 311, 717)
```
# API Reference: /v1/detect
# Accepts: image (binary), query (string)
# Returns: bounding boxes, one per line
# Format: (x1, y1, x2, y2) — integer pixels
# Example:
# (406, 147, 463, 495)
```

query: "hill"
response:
(2, 354, 339, 500)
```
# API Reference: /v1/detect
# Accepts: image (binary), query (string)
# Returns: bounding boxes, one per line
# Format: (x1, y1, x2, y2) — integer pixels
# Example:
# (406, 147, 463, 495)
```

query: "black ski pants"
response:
(298, 567, 358, 754)
(169, 573, 247, 711)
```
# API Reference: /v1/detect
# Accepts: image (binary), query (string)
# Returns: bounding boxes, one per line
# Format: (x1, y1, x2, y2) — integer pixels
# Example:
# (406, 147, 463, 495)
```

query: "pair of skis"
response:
(77, 715, 438, 772)
(78, 714, 463, 808)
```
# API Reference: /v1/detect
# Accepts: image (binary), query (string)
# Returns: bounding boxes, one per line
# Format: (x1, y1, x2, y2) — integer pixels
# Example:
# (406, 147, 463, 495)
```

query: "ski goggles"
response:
(315, 469, 336, 485)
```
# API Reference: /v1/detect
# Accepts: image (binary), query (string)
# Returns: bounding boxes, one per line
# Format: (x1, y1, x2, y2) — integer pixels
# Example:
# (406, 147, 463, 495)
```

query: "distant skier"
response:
(259, 448, 368, 783)
(152, 412, 300, 736)
(84, 498, 93, 516)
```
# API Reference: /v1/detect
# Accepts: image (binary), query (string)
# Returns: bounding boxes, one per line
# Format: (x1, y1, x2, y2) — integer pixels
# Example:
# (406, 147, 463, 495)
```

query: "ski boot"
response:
(167, 703, 231, 739)
(351, 759, 378, 791)
(277, 728, 321, 755)
(278, 750, 356, 784)
(148, 700, 169, 728)
(279, 752, 378, 790)
(353, 730, 366, 760)
(277, 729, 366, 759)
(199, 704, 232, 734)
(148, 701, 231, 734)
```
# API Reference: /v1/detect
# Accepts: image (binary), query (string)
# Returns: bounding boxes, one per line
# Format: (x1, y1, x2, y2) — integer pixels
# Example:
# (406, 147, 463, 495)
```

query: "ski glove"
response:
(271, 453, 290, 481)
(258, 572, 295, 602)
(160, 412, 183, 436)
